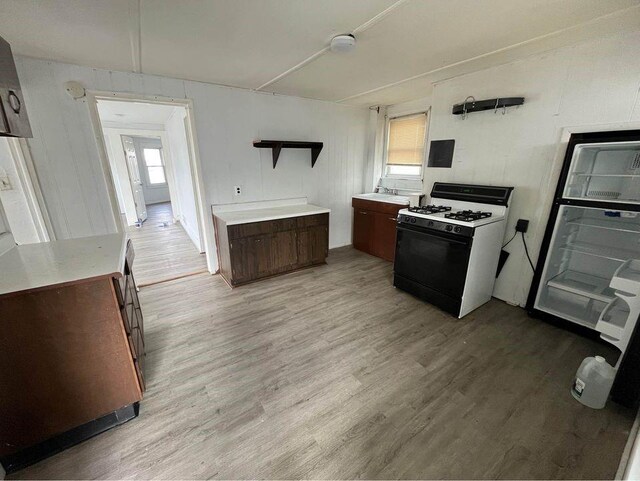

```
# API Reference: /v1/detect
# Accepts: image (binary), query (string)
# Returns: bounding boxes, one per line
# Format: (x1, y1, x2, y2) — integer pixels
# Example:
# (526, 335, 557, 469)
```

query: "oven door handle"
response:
(397, 224, 472, 245)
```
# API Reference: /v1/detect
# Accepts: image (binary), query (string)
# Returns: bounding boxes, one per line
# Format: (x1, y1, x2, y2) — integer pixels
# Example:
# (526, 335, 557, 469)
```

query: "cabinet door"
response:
(270, 230, 298, 273)
(353, 209, 372, 253)
(298, 225, 329, 265)
(372, 212, 399, 261)
(230, 237, 257, 283)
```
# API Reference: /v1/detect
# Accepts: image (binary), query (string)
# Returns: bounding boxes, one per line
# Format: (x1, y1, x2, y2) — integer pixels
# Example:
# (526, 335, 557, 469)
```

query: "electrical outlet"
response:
(516, 219, 529, 233)
(0, 173, 11, 191)
(234, 186, 242, 196)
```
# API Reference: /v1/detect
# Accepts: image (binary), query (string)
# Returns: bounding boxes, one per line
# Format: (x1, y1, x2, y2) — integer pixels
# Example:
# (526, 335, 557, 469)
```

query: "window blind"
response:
(386, 113, 427, 166)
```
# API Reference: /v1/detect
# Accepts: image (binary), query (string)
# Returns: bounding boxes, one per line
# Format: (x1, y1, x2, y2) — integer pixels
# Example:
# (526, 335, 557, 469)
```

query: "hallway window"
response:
(143, 148, 166, 185)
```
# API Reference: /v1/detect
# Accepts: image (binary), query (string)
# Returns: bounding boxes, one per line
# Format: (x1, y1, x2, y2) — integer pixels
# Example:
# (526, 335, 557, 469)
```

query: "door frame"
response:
(102, 128, 178, 227)
(86, 91, 214, 273)
(2, 137, 53, 242)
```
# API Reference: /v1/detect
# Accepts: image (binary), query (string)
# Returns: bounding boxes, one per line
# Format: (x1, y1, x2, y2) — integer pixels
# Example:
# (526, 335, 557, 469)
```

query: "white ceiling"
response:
(97, 99, 178, 125)
(1, 0, 639, 106)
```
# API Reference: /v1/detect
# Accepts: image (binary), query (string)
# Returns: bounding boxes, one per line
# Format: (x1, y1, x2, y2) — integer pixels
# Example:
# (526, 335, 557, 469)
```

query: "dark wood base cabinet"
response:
(352, 198, 408, 262)
(214, 213, 329, 286)
(0, 241, 145, 473)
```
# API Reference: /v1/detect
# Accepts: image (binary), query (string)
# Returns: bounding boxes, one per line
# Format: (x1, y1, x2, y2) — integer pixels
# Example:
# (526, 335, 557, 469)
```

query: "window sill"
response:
(382, 175, 423, 182)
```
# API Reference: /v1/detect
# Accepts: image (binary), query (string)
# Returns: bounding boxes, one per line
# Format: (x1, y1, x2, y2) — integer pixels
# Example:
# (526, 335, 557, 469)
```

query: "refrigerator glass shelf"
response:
(559, 241, 640, 262)
(564, 196, 639, 203)
(566, 218, 640, 234)
(546, 270, 616, 304)
(538, 298, 601, 330)
(572, 173, 640, 178)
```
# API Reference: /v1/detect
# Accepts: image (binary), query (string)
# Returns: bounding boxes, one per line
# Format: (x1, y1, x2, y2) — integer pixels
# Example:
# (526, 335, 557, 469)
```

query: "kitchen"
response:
(1, 1, 640, 479)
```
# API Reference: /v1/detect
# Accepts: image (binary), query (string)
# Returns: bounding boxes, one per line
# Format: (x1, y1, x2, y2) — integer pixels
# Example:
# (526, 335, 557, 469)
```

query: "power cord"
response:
(521, 232, 535, 271)
(502, 231, 517, 248)
(503, 222, 536, 271)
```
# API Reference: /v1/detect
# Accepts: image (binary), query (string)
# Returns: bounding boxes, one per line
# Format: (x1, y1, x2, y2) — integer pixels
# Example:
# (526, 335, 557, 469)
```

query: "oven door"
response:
(394, 223, 472, 304)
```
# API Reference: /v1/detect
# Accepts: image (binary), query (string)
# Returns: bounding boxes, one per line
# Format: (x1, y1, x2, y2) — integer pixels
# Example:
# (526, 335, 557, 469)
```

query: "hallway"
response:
(126, 202, 207, 286)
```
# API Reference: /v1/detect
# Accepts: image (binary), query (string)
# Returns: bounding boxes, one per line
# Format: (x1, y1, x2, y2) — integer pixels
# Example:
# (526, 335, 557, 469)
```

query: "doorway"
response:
(94, 97, 210, 286)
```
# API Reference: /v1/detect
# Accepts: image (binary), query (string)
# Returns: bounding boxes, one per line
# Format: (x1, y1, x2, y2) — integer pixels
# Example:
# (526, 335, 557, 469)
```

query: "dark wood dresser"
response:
(0, 235, 145, 473)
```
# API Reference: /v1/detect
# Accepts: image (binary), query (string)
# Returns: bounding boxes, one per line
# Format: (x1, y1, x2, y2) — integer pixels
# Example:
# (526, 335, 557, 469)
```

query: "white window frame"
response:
(140, 145, 168, 188)
(383, 109, 430, 180)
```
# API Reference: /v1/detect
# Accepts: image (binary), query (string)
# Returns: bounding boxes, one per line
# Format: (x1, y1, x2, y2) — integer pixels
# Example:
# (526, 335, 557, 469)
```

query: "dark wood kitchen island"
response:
(0, 233, 145, 473)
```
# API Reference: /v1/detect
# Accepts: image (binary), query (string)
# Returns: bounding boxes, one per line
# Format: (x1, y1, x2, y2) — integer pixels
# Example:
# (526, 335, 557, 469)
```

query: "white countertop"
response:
(353, 193, 412, 205)
(213, 203, 330, 225)
(0, 233, 127, 296)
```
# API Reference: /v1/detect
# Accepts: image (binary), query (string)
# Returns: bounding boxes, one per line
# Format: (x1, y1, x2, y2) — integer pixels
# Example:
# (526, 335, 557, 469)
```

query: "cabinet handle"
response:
(389, 217, 397, 221)
(359, 211, 367, 215)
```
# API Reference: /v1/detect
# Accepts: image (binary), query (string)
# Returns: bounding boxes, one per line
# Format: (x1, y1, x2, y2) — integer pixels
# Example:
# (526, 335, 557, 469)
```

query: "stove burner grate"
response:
(444, 210, 493, 222)
(408, 205, 452, 214)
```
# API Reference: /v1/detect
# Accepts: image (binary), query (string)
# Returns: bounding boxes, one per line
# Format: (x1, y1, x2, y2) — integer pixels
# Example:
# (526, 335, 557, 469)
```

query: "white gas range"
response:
(393, 183, 514, 318)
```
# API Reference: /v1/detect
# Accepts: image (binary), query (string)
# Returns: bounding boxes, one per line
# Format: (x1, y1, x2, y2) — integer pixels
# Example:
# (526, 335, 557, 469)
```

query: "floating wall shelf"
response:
(253, 140, 323, 168)
(452, 97, 525, 117)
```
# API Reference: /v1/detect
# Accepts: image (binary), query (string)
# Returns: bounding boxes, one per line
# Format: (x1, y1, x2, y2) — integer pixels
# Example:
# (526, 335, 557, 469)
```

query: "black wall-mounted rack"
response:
(452, 97, 524, 116)
(253, 140, 323, 168)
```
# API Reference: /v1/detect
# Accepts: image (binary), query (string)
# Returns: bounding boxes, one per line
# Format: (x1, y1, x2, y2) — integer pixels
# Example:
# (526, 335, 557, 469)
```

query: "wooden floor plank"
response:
(126, 202, 207, 286)
(11, 247, 634, 479)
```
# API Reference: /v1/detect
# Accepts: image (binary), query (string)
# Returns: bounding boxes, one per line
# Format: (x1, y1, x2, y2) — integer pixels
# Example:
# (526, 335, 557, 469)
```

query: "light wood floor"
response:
(126, 202, 207, 286)
(12, 247, 635, 479)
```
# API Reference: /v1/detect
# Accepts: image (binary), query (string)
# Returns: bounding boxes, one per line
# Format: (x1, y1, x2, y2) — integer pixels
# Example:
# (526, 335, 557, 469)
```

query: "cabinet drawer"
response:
(228, 218, 297, 239)
(296, 213, 329, 228)
(125, 241, 135, 275)
(134, 358, 145, 391)
(113, 278, 125, 308)
(127, 326, 144, 359)
(121, 306, 132, 334)
(352, 198, 408, 215)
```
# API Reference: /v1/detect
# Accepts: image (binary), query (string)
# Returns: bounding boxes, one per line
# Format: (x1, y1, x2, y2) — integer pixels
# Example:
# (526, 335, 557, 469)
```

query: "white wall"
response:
(403, 30, 640, 307)
(16, 57, 369, 265)
(165, 107, 201, 250)
(0, 139, 41, 244)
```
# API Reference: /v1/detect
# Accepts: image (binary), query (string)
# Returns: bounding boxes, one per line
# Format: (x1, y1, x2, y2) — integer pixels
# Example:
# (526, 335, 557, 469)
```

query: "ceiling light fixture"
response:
(330, 34, 356, 53)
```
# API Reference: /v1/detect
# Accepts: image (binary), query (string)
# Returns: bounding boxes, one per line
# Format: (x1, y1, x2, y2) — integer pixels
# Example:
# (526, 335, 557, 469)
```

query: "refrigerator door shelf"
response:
(610, 259, 640, 293)
(596, 292, 640, 356)
(596, 297, 629, 341)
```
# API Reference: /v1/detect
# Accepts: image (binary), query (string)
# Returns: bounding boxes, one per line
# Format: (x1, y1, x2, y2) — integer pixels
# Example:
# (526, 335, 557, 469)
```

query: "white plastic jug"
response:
(571, 356, 616, 409)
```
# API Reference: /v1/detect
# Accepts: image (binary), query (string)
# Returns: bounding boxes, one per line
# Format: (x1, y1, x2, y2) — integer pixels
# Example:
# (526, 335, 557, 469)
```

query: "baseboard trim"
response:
(0, 403, 139, 474)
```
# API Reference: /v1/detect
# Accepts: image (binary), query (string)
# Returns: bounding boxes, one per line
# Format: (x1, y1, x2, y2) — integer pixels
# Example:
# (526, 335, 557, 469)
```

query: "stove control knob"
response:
(427, 221, 434, 226)
(404, 216, 410, 221)
(410, 217, 416, 223)
(445, 225, 453, 231)
(454, 226, 462, 233)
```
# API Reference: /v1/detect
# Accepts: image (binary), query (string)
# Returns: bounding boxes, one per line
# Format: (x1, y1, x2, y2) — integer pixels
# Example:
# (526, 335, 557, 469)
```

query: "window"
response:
(384, 112, 428, 178)
(142, 148, 166, 185)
